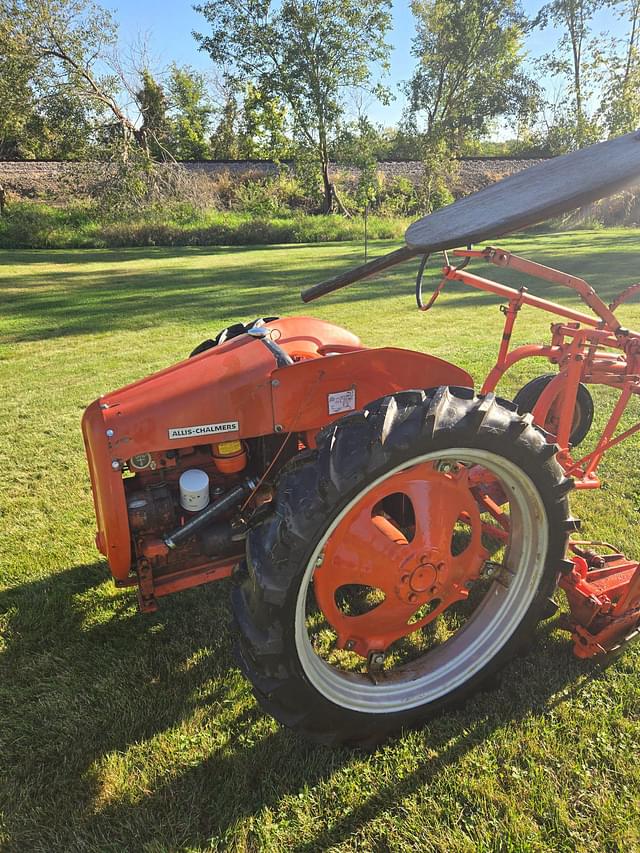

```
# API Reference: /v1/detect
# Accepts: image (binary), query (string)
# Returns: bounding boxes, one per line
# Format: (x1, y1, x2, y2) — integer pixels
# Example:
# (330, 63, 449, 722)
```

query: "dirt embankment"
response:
(0, 158, 547, 203)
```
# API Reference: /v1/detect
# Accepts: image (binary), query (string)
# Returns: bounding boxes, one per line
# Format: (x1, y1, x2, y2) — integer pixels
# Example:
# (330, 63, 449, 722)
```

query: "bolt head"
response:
(408, 592, 417, 603)
(111, 460, 120, 470)
(271, 379, 280, 387)
(106, 428, 114, 438)
(274, 424, 284, 433)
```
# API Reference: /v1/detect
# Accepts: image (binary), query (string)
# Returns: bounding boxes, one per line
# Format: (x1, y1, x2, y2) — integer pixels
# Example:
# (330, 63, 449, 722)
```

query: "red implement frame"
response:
(440, 247, 640, 658)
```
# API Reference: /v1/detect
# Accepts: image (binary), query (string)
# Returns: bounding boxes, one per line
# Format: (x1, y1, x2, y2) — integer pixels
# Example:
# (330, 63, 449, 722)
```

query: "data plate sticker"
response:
(168, 421, 239, 440)
(328, 389, 356, 415)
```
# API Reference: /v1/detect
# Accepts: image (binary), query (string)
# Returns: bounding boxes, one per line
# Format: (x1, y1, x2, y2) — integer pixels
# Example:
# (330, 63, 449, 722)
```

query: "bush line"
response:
(0, 202, 409, 249)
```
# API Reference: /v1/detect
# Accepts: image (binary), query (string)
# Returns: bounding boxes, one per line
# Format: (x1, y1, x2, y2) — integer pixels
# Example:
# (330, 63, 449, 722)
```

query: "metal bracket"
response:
(137, 560, 158, 613)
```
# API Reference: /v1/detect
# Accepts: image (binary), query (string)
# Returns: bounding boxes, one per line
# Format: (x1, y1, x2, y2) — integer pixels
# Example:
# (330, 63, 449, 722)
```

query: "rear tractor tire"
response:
(233, 387, 574, 746)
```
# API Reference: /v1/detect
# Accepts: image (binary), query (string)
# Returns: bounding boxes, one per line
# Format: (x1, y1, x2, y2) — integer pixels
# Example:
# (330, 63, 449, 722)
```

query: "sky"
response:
(108, 0, 630, 129)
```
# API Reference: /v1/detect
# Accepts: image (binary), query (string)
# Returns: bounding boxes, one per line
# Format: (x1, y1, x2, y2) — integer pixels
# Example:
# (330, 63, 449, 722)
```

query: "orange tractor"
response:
(83, 132, 640, 746)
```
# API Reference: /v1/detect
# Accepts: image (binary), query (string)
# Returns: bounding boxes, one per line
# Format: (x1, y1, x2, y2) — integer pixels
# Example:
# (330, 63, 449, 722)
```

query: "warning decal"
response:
(328, 389, 356, 415)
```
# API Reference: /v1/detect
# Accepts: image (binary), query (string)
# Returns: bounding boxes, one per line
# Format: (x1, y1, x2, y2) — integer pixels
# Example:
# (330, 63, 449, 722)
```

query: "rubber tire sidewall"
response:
(234, 388, 573, 747)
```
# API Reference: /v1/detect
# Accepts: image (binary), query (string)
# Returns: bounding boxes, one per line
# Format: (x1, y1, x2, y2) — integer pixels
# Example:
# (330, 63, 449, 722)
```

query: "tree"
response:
(167, 65, 213, 160)
(407, 0, 538, 152)
(598, 0, 640, 135)
(136, 69, 170, 158)
(331, 117, 394, 163)
(241, 83, 292, 160)
(0, 10, 38, 157)
(537, 0, 605, 147)
(195, 0, 392, 211)
(209, 87, 243, 159)
(5, 0, 163, 158)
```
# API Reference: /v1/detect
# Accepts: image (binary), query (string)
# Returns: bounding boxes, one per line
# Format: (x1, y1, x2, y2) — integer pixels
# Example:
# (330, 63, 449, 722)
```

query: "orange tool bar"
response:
(446, 266, 602, 328)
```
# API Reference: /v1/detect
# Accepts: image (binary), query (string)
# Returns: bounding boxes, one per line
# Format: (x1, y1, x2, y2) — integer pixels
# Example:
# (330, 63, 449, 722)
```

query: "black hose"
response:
(415, 253, 431, 310)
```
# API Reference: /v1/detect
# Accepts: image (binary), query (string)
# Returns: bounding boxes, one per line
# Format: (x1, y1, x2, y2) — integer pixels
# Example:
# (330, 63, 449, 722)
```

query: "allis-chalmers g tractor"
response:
(82, 132, 640, 746)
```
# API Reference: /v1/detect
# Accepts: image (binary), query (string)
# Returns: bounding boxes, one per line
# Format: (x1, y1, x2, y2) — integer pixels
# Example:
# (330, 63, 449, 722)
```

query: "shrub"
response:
(377, 176, 420, 218)
(0, 201, 409, 249)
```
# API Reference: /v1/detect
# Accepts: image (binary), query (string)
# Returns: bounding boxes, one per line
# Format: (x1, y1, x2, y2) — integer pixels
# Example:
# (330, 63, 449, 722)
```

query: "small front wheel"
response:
(514, 373, 594, 447)
(233, 387, 574, 746)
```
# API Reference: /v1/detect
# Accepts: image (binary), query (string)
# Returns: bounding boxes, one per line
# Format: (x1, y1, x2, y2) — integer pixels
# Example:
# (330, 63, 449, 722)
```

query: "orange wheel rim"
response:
(313, 461, 490, 658)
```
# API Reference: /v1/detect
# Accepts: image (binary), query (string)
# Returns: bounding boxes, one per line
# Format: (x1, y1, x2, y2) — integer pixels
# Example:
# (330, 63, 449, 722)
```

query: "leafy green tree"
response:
(167, 65, 213, 160)
(537, 0, 605, 148)
(331, 117, 394, 163)
(0, 0, 111, 158)
(210, 88, 243, 159)
(241, 83, 292, 160)
(408, 0, 537, 152)
(0, 10, 38, 158)
(195, 0, 392, 211)
(136, 69, 170, 158)
(6, 0, 154, 158)
(597, 0, 640, 135)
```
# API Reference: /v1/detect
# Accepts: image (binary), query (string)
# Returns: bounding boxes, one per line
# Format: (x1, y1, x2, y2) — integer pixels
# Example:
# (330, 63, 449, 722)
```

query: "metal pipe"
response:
(164, 477, 258, 549)
(448, 267, 602, 327)
(247, 326, 293, 367)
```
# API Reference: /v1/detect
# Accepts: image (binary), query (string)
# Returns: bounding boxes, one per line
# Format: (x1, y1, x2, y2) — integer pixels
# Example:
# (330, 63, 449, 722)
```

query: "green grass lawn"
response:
(1, 230, 640, 852)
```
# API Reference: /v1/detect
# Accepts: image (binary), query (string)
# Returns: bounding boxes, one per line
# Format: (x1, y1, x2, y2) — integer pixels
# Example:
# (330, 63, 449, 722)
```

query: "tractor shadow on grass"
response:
(0, 562, 622, 851)
(82, 618, 614, 852)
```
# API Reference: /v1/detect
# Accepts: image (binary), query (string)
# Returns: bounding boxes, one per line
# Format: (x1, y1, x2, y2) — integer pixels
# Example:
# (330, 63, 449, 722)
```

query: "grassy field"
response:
(1, 230, 640, 852)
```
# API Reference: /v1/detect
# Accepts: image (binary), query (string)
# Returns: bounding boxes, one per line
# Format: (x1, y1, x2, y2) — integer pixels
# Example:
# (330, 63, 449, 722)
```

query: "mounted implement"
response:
(83, 131, 640, 745)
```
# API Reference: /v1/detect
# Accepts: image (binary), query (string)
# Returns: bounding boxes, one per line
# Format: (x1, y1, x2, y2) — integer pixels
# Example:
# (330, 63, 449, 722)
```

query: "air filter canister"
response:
(179, 468, 210, 512)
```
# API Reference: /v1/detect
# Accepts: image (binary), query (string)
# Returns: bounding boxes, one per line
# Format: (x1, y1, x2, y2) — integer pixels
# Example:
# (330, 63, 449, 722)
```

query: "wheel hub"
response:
(397, 552, 441, 601)
(312, 462, 489, 658)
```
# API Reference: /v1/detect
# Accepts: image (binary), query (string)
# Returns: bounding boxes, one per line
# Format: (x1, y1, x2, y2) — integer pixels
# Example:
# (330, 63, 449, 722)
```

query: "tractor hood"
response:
(83, 317, 362, 462)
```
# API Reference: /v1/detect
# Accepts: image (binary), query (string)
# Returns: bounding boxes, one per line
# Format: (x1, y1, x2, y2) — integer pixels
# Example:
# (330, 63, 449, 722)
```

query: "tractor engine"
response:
(126, 441, 247, 553)
(115, 434, 293, 609)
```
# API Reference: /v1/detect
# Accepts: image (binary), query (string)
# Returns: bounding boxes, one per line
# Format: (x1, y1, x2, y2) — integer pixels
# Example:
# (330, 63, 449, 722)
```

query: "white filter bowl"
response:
(179, 468, 210, 512)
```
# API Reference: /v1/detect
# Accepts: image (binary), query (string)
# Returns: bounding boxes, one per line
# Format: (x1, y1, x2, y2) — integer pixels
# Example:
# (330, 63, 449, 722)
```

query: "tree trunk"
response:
(321, 159, 333, 213)
(331, 182, 351, 217)
(571, 38, 584, 145)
